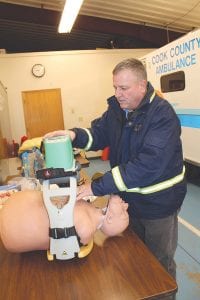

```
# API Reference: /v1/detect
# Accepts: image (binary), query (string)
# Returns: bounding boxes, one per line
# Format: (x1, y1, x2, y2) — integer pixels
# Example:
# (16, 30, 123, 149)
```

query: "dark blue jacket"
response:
(72, 82, 187, 219)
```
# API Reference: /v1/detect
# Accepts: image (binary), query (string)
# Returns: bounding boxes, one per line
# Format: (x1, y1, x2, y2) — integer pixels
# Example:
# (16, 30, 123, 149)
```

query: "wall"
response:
(0, 81, 12, 182)
(0, 48, 154, 143)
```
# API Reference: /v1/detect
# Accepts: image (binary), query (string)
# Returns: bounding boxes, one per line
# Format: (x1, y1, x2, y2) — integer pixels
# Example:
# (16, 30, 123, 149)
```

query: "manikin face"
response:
(101, 195, 129, 236)
(113, 69, 147, 110)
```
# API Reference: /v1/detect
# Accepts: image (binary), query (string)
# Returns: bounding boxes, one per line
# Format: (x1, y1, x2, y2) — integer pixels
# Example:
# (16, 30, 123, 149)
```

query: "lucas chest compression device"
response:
(36, 135, 83, 260)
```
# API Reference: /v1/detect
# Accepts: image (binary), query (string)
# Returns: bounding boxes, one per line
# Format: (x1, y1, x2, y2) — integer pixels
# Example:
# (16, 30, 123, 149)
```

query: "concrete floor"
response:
(87, 158, 200, 300)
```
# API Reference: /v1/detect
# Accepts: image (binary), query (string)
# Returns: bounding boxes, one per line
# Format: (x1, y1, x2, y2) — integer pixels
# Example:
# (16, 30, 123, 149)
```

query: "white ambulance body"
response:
(141, 29, 200, 167)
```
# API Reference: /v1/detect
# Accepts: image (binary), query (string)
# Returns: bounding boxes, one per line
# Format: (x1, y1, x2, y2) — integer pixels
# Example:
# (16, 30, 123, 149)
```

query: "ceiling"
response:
(1, 0, 200, 53)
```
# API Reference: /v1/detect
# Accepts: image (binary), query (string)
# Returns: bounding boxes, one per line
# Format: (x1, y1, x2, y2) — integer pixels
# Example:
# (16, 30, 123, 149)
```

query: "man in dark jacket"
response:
(45, 58, 186, 287)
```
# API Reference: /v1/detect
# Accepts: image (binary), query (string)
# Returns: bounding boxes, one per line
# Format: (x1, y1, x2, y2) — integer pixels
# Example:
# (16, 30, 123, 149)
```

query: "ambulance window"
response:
(160, 71, 185, 93)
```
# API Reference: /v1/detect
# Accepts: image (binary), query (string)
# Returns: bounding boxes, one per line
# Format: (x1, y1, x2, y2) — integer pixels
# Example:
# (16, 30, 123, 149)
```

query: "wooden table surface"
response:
(0, 227, 177, 300)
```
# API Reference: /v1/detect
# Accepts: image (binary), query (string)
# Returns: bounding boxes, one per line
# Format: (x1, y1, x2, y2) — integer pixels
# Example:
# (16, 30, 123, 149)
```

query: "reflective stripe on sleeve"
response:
(82, 128, 93, 150)
(111, 166, 185, 194)
(112, 166, 127, 191)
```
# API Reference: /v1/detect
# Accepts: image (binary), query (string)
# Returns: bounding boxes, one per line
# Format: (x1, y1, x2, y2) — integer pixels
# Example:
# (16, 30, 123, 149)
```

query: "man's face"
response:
(113, 69, 147, 110)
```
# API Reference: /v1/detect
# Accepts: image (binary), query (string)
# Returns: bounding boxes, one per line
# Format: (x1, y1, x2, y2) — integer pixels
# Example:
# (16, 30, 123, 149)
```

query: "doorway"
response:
(22, 88, 64, 138)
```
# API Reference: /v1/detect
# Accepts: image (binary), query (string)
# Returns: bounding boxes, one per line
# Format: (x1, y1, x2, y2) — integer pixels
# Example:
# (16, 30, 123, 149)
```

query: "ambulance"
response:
(141, 28, 200, 171)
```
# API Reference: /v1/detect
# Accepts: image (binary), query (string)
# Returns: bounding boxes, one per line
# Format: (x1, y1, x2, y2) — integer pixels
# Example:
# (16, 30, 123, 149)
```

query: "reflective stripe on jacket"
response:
(112, 165, 185, 194)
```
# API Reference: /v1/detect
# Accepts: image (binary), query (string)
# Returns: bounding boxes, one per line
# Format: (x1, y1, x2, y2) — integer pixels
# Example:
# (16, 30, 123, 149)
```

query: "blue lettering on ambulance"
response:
(156, 54, 196, 75)
(152, 35, 200, 75)
(152, 51, 168, 65)
(170, 38, 196, 57)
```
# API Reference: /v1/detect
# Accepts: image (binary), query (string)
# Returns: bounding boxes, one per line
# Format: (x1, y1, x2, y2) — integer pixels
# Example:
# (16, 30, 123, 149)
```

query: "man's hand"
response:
(43, 130, 76, 141)
(76, 183, 94, 200)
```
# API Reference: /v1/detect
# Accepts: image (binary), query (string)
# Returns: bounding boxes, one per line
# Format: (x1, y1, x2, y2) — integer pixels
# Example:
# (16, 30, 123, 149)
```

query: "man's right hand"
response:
(43, 130, 76, 141)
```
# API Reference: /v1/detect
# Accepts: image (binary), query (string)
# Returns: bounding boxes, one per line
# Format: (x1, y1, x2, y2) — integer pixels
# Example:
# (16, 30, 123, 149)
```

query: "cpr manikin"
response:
(0, 191, 129, 254)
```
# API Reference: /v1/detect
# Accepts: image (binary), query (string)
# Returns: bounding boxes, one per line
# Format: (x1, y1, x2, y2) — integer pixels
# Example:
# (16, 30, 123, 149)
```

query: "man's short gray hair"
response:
(112, 58, 147, 81)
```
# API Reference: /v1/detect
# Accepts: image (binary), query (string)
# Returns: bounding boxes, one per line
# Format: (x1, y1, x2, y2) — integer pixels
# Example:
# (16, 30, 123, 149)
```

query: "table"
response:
(0, 226, 177, 300)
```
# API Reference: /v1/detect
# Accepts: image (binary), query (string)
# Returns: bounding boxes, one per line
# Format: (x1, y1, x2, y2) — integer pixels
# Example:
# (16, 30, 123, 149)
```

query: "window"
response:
(160, 71, 185, 93)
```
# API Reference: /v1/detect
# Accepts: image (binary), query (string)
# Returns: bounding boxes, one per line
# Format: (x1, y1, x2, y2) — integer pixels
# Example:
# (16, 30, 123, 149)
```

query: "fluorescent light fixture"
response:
(58, 0, 84, 33)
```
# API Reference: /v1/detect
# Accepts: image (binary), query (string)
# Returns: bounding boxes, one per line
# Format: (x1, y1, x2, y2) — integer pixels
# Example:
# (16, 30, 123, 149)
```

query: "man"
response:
(45, 58, 186, 284)
(0, 191, 129, 253)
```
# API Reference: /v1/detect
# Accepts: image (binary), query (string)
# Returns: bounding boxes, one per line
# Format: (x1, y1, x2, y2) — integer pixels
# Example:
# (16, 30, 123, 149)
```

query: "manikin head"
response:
(112, 58, 147, 111)
(100, 195, 129, 236)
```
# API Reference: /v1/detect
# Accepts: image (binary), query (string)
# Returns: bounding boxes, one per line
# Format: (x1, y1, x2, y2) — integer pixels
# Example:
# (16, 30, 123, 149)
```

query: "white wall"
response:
(0, 48, 154, 143)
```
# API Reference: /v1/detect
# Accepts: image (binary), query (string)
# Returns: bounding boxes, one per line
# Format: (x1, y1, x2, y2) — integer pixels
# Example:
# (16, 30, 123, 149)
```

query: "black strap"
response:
(36, 168, 77, 180)
(49, 226, 77, 239)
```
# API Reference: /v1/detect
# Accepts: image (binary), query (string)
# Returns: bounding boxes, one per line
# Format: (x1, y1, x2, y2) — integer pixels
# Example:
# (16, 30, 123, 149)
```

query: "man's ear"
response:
(139, 80, 147, 93)
(124, 203, 128, 209)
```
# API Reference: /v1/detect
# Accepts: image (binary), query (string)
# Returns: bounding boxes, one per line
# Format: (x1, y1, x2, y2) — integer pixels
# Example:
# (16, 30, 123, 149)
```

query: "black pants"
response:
(130, 211, 178, 299)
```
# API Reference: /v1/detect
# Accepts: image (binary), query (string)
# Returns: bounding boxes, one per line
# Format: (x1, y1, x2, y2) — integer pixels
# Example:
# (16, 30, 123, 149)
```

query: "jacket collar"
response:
(138, 82, 155, 111)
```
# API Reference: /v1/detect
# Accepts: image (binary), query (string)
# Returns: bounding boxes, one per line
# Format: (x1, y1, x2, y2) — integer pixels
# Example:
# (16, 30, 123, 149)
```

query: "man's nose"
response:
(115, 88, 122, 98)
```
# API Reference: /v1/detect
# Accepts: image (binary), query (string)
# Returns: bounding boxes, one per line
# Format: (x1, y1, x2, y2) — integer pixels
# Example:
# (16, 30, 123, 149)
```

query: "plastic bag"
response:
(20, 147, 45, 178)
